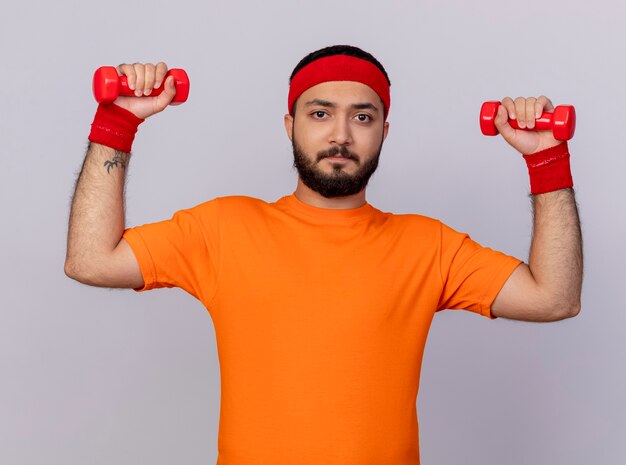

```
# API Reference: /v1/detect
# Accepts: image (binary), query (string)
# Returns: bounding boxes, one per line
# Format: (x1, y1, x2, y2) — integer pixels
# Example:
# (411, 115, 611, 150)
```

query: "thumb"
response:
(156, 75, 177, 108)
(493, 104, 516, 141)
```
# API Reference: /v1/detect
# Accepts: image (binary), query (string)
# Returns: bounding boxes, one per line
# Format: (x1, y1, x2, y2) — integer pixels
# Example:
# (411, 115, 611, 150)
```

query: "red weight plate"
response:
(93, 66, 120, 103)
(168, 68, 190, 104)
(480, 101, 500, 136)
(552, 105, 576, 141)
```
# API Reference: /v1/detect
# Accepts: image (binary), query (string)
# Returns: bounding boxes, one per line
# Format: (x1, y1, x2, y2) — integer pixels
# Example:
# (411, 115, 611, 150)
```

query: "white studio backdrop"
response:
(1, 1, 625, 464)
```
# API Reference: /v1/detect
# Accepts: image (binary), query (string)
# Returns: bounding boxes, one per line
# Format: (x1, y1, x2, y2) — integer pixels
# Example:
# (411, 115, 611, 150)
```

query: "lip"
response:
(325, 156, 351, 162)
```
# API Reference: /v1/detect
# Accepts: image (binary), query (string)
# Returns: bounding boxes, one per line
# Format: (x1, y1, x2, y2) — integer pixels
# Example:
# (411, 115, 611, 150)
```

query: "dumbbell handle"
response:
(117, 75, 165, 97)
(508, 113, 553, 131)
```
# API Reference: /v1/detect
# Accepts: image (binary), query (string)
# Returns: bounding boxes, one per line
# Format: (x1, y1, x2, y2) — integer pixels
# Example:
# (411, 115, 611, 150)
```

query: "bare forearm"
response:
(528, 187, 583, 313)
(65, 142, 130, 273)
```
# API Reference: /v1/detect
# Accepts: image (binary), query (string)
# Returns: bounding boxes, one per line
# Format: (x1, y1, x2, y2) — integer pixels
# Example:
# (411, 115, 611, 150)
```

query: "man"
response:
(65, 45, 583, 464)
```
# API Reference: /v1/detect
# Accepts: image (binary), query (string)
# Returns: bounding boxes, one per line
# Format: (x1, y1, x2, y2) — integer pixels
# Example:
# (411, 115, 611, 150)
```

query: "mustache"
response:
(317, 145, 358, 161)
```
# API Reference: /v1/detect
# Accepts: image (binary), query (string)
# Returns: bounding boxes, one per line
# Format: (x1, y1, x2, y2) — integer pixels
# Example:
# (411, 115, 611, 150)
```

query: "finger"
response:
(514, 96, 526, 128)
(526, 97, 537, 129)
(501, 97, 516, 121)
(133, 63, 145, 97)
(154, 61, 168, 88)
(534, 97, 545, 119)
(117, 64, 137, 90)
(143, 63, 156, 96)
(537, 95, 555, 113)
(534, 96, 555, 120)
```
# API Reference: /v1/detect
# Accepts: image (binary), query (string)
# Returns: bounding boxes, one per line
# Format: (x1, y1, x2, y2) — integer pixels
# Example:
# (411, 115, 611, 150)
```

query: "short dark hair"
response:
(289, 44, 390, 115)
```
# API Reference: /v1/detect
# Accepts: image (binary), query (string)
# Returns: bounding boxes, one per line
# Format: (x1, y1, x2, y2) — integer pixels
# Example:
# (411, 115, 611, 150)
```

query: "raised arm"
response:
(489, 96, 583, 321)
(64, 62, 177, 288)
(491, 188, 582, 321)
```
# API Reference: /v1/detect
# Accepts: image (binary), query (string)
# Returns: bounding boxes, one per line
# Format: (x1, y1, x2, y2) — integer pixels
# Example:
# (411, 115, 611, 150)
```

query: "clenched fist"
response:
(494, 96, 562, 155)
(112, 62, 177, 119)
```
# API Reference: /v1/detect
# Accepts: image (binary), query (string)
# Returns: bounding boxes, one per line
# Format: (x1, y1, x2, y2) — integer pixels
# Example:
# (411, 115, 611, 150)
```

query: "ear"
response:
(284, 113, 294, 142)
(382, 121, 390, 142)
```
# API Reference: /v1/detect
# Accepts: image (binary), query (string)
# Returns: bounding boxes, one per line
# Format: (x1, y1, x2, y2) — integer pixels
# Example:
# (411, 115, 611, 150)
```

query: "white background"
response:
(1, 0, 625, 463)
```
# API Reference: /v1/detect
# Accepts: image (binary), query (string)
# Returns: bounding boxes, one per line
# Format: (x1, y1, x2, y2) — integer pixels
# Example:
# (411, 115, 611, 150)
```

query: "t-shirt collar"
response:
(277, 191, 376, 222)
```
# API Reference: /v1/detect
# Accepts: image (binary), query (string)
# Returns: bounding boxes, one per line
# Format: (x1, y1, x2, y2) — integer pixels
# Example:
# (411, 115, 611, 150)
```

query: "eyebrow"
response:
(304, 99, 379, 113)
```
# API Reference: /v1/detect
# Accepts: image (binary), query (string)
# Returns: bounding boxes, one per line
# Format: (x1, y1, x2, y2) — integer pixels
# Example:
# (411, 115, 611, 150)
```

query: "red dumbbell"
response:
(480, 101, 576, 141)
(92, 66, 190, 105)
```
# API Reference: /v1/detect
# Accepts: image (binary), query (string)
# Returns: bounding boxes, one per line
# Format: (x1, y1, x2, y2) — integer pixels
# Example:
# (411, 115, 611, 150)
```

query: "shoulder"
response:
(382, 210, 441, 230)
(190, 195, 272, 220)
(187, 195, 265, 210)
(373, 209, 443, 242)
(214, 195, 270, 213)
(386, 211, 440, 225)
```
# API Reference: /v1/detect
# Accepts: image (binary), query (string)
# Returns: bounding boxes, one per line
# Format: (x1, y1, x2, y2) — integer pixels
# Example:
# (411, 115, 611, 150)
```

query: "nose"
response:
(329, 116, 352, 146)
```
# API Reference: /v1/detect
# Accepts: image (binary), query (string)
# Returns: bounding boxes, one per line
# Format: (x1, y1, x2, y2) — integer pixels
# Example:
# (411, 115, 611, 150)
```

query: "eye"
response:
(355, 114, 372, 122)
(312, 111, 328, 119)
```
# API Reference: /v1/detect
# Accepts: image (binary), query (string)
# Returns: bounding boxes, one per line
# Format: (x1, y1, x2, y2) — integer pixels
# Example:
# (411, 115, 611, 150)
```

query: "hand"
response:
(113, 62, 177, 119)
(494, 96, 562, 155)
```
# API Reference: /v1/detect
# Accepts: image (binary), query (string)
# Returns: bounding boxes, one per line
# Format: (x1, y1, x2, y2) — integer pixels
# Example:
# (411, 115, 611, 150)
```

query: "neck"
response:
(294, 178, 367, 209)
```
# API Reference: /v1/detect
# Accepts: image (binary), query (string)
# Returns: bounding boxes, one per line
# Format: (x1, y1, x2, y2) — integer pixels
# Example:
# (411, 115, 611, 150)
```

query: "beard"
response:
(291, 131, 384, 199)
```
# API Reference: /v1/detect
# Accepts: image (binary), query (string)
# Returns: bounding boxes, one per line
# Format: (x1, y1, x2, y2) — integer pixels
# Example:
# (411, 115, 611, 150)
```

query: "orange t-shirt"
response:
(122, 192, 522, 465)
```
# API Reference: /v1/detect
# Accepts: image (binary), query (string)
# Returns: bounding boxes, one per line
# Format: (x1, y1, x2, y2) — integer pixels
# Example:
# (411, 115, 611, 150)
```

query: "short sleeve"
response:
(437, 221, 523, 319)
(121, 198, 221, 303)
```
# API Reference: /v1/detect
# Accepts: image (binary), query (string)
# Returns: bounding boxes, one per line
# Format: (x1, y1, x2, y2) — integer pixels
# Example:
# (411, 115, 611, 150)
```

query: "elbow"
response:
(547, 300, 581, 321)
(567, 301, 581, 318)
(64, 259, 78, 280)
(64, 259, 93, 285)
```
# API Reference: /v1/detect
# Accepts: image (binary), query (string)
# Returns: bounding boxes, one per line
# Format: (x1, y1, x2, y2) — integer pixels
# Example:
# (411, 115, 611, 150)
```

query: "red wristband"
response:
(522, 142, 574, 195)
(88, 103, 145, 153)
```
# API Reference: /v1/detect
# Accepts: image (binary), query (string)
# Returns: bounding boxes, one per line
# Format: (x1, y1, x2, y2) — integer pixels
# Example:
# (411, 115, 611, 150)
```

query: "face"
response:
(284, 81, 389, 198)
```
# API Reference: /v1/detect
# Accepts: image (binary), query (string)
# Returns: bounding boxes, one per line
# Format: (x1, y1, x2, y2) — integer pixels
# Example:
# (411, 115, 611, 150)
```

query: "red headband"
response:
(288, 54, 390, 119)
